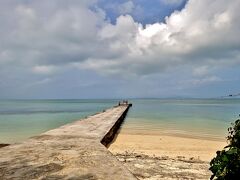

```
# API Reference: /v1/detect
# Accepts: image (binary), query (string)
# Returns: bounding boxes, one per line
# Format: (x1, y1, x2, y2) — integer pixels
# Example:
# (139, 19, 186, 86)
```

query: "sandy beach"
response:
(109, 130, 227, 179)
(109, 130, 226, 162)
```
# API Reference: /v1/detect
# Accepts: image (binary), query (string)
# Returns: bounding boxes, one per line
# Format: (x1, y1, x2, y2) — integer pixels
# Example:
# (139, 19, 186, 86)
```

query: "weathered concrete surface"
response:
(0, 105, 136, 180)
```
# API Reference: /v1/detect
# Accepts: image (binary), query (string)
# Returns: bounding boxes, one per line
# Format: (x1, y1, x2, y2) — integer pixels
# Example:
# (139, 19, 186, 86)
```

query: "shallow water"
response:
(122, 99, 240, 140)
(0, 99, 117, 143)
(0, 99, 239, 143)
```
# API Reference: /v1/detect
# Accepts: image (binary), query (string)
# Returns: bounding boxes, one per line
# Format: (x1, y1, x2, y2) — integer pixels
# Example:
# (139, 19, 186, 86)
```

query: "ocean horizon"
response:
(1, 98, 240, 144)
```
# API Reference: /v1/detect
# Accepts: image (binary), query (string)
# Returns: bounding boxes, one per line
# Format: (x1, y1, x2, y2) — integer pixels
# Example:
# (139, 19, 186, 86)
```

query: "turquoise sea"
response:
(0, 99, 240, 143)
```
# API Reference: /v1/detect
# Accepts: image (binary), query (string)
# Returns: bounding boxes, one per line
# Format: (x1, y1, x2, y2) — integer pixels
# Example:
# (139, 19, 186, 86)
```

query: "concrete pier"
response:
(0, 104, 136, 180)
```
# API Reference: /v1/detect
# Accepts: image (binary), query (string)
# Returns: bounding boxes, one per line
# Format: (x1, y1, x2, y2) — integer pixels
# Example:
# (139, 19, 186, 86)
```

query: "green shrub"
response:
(209, 119, 240, 179)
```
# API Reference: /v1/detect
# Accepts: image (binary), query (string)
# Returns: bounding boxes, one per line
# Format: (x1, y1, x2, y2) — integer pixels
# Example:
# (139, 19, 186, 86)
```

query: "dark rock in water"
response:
(0, 144, 10, 148)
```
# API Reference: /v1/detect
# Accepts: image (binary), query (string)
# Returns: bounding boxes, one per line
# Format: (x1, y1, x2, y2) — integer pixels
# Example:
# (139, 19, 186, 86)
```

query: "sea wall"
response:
(101, 104, 131, 147)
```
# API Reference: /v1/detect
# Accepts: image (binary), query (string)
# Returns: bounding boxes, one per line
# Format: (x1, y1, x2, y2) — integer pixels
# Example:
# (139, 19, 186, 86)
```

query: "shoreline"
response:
(118, 128, 226, 142)
(109, 130, 226, 162)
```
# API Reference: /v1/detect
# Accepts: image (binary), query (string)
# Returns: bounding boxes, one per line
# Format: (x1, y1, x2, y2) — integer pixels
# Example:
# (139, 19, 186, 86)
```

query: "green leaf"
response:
(226, 148, 237, 155)
(210, 119, 240, 179)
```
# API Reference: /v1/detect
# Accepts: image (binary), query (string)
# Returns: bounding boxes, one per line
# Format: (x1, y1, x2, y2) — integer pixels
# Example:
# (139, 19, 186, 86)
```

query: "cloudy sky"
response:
(0, 0, 240, 99)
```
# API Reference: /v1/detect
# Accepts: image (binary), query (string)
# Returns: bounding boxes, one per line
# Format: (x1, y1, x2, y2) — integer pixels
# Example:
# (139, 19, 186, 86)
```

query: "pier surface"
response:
(0, 104, 136, 180)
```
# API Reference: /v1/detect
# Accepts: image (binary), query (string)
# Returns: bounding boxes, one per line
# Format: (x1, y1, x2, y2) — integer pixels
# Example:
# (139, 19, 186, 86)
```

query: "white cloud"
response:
(0, 0, 240, 89)
(82, 0, 240, 76)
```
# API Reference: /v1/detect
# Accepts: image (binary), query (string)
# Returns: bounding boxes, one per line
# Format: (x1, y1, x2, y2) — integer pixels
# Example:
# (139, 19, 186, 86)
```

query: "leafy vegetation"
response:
(209, 119, 240, 179)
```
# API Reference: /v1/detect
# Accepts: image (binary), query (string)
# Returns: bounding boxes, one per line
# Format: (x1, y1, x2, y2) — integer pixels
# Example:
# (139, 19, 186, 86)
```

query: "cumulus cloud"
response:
(1, 0, 240, 75)
(0, 0, 240, 97)
(77, 0, 239, 77)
